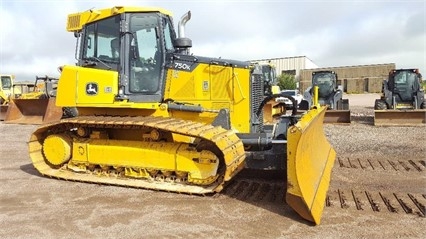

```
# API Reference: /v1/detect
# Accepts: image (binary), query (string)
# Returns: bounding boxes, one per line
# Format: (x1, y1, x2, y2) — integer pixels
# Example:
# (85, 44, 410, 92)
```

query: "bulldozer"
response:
(4, 75, 77, 124)
(374, 69, 425, 126)
(299, 70, 351, 123)
(0, 74, 14, 120)
(28, 6, 336, 225)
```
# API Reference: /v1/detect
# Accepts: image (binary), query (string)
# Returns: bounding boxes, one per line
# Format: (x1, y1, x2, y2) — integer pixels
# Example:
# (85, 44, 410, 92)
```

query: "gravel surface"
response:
(0, 93, 425, 239)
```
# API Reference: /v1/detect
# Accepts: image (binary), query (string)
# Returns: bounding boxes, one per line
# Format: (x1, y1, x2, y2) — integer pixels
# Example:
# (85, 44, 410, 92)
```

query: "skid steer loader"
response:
(28, 7, 336, 225)
(374, 69, 425, 126)
(0, 75, 14, 120)
(299, 71, 351, 123)
(4, 76, 77, 124)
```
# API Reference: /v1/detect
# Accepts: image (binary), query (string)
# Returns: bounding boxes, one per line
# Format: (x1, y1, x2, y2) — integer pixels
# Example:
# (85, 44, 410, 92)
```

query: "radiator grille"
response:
(251, 72, 264, 133)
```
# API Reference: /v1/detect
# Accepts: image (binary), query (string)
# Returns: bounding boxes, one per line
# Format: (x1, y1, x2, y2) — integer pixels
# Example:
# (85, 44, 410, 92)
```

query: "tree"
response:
(277, 73, 297, 90)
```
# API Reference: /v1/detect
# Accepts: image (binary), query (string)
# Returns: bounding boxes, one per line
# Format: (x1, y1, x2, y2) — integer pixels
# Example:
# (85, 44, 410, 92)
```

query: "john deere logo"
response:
(86, 83, 98, 95)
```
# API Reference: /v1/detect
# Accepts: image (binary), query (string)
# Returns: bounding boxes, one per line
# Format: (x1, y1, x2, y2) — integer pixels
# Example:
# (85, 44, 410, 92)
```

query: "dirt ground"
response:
(0, 93, 425, 239)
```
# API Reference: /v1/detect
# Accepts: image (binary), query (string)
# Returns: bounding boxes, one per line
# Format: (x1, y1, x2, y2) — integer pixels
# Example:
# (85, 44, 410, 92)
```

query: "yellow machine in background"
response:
(28, 7, 335, 225)
(0, 74, 14, 120)
(4, 76, 76, 124)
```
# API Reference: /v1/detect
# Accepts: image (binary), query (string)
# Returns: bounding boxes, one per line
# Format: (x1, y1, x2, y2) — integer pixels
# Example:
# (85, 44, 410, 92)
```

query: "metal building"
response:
(251, 56, 318, 78)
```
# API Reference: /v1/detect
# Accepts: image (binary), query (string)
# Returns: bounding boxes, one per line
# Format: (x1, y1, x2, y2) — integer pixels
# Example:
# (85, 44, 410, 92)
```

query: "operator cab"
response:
(388, 69, 422, 102)
(77, 11, 177, 103)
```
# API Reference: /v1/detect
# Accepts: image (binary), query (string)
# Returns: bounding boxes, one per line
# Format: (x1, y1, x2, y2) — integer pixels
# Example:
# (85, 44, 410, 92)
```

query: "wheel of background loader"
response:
(374, 99, 387, 110)
(299, 100, 309, 110)
(421, 101, 426, 109)
(62, 107, 78, 118)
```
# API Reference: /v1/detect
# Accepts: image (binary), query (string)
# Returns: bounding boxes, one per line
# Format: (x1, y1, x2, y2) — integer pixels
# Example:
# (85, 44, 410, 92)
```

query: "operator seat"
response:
(111, 38, 119, 59)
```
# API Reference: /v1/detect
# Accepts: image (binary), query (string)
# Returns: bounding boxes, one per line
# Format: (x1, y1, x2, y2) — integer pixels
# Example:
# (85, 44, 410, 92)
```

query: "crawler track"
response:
(337, 157, 425, 173)
(29, 115, 246, 195)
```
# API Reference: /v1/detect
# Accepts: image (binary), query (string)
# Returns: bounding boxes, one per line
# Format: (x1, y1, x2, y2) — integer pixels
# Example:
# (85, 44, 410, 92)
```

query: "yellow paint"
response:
(67, 6, 173, 32)
(42, 134, 72, 166)
(68, 138, 219, 182)
(286, 106, 336, 225)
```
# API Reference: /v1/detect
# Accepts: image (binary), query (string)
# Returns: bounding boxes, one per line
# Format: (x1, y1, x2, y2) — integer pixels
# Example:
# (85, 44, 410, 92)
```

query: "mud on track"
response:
(0, 94, 425, 238)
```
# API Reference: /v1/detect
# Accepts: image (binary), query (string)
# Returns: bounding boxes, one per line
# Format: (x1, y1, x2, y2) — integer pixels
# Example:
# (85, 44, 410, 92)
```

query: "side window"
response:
(84, 24, 95, 58)
(82, 16, 120, 62)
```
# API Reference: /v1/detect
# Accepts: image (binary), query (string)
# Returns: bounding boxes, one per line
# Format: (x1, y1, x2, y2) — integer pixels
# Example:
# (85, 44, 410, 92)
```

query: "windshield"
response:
(282, 91, 295, 96)
(262, 65, 276, 84)
(82, 15, 121, 64)
(394, 71, 418, 85)
(1, 76, 12, 89)
(313, 72, 335, 98)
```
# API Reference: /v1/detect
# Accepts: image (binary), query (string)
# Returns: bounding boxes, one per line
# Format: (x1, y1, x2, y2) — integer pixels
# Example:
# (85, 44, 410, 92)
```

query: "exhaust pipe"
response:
(178, 11, 191, 38)
(175, 11, 192, 54)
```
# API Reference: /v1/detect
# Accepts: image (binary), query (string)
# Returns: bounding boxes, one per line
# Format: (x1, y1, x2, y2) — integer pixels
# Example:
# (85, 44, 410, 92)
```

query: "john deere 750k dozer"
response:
(29, 7, 336, 225)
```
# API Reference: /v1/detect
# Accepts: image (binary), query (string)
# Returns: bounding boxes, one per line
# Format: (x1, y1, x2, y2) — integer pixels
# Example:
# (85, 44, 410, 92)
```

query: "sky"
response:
(0, 0, 425, 81)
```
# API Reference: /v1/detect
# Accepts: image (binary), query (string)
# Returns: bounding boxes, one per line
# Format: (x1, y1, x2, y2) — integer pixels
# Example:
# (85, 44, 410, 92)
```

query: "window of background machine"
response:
(1, 76, 12, 89)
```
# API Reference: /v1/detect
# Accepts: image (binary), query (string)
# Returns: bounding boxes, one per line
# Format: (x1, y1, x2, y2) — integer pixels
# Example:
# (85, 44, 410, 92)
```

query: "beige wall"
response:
(299, 63, 395, 93)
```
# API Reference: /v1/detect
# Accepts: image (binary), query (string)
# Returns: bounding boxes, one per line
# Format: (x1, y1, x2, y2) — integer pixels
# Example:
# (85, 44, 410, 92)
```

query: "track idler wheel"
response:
(42, 134, 72, 166)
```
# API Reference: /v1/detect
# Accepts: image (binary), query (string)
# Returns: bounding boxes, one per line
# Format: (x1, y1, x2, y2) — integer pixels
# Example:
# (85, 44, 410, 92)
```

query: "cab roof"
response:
(66, 6, 173, 32)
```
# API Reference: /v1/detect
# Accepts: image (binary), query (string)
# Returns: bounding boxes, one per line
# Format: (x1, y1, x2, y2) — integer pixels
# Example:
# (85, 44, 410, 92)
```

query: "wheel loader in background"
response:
(374, 68, 425, 126)
(299, 70, 351, 123)
(0, 74, 14, 120)
(4, 75, 77, 124)
(258, 63, 286, 123)
(259, 64, 300, 123)
(28, 6, 336, 225)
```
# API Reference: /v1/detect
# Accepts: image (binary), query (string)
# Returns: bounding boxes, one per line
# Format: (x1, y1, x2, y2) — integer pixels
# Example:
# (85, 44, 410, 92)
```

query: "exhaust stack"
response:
(175, 11, 192, 54)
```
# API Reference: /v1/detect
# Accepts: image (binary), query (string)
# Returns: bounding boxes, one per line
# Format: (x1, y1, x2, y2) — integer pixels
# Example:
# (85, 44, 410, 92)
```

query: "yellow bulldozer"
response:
(29, 6, 336, 225)
(4, 75, 77, 124)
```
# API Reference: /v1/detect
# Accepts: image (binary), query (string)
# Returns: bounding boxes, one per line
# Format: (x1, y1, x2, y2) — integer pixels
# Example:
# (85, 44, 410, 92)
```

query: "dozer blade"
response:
(4, 98, 63, 124)
(0, 105, 8, 121)
(374, 110, 426, 126)
(324, 110, 351, 124)
(286, 106, 336, 225)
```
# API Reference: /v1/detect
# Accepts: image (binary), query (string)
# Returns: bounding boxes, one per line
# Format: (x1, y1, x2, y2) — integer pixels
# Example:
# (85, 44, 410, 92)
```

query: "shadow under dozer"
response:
(3, 98, 63, 124)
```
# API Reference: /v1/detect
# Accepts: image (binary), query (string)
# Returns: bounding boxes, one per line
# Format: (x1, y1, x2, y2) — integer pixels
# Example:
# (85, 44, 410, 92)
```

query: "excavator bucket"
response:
(374, 110, 426, 126)
(0, 105, 8, 120)
(324, 110, 351, 124)
(286, 106, 336, 225)
(4, 98, 63, 124)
